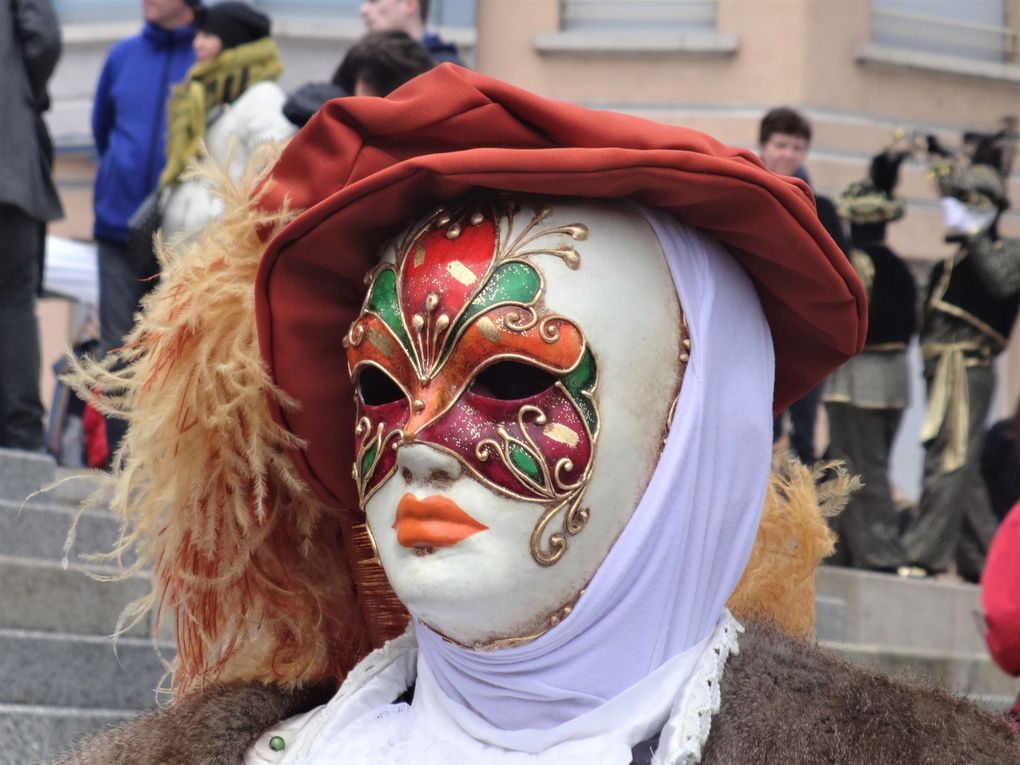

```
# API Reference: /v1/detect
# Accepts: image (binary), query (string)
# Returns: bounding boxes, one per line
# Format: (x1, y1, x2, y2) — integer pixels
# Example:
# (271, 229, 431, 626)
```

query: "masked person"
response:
(52, 67, 1020, 765)
(824, 141, 916, 572)
(901, 125, 1020, 582)
(159, 1, 295, 244)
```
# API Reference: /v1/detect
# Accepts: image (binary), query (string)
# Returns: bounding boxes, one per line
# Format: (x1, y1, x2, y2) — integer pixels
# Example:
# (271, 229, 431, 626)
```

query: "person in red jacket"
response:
(982, 500, 1020, 729)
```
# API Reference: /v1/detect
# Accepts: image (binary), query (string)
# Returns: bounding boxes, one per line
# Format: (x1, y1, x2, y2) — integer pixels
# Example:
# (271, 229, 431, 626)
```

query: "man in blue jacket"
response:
(92, 0, 195, 459)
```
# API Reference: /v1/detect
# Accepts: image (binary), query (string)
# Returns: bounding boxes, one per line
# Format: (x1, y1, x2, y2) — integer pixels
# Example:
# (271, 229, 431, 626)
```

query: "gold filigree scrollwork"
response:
(345, 322, 366, 348)
(503, 306, 539, 333)
(354, 418, 403, 506)
(473, 404, 594, 567)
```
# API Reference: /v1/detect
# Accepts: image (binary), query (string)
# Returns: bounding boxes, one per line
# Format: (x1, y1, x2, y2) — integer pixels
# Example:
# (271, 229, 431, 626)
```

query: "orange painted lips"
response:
(392, 493, 488, 548)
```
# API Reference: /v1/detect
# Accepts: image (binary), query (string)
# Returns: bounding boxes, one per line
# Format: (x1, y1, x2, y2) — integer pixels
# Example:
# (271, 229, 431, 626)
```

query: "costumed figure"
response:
(824, 137, 917, 572)
(51, 67, 1020, 764)
(901, 121, 1020, 582)
(159, 1, 295, 245)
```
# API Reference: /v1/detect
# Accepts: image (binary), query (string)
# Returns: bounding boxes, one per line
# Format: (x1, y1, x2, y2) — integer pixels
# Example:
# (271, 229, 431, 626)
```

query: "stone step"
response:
(815, 566, 986, 655)
(0, 449, 55, 506)
(0, 498, 130, 566)
(51, 468, 109, 508)
(0, 703, 135, 765)
(0, 556, 152, 638)
(826, 642, 1020, 706)
(0, 628, 172, 710)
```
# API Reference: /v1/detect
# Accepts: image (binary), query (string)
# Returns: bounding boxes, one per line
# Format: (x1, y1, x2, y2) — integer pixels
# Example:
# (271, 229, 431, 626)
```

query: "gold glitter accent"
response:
(367, 327, 395, 357)
(446, 260, 476, 286)
(543, 422, 579, 448)
(413, 244, 426, 268)
(476, 316, 500, 342)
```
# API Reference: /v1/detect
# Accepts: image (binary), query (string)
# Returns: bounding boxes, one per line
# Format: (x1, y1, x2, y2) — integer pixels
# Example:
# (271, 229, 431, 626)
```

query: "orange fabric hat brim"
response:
(254, 64, 866, 511)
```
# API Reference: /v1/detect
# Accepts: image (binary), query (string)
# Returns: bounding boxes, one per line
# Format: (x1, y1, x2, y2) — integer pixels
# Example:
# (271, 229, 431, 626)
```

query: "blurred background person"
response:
(159, 1, 294, 242)
(0, 0, 62, 452)
(824, 138, 917, 572)
(284, 30, 434, 127)
(901, 124, 1020, 582)
(92, 0, 196, 460)
(334, 30, 434, 97)
(360, 0, 461, 66)
(982, 394, 1020, 525)
(758, 106, 848, 465)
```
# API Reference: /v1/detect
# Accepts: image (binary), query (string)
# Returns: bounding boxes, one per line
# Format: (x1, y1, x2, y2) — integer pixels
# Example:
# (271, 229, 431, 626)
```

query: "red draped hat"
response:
(254, 64, 866, 511)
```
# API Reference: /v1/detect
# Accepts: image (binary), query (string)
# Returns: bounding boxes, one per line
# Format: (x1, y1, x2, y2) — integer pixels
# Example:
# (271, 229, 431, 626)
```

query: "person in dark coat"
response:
(0, 0, 63, 451)
(758, 106, 849, 465)
(982, 397, 1020, 524)
(901, 127, 1020, 582)
(824, 142, 917, 571)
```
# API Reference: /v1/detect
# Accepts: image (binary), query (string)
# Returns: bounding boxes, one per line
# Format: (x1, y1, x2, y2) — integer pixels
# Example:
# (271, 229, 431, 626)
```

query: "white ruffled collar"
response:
(250, 612, 741, 765)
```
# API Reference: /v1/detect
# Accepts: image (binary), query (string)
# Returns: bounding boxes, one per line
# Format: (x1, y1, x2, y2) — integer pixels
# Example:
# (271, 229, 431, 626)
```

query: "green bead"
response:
(269, 735, 286, 752)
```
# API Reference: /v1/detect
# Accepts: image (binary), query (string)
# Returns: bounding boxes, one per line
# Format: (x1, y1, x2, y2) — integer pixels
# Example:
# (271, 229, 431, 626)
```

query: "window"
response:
(55, 0, 474, 27)
(870, 0, 1015, 64)
(561, 0, 716, 32)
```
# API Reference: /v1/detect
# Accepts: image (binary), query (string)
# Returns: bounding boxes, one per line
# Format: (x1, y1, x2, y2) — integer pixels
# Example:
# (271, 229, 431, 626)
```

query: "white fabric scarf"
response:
(299, 209, 776, 764)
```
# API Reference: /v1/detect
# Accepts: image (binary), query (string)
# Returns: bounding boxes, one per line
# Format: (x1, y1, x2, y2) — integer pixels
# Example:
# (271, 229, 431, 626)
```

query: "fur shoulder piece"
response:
(63, 151, 386, 696)
(702, 619, 1020, 764)
(46, 681, 336, 765)
(727, 452, 854, 637)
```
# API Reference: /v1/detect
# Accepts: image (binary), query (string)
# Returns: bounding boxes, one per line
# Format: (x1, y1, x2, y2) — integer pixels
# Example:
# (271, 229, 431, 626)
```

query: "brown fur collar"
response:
(48, 622, 1020, 764)
(47, 681, 336, 765)
(703, 621, 1020, 764)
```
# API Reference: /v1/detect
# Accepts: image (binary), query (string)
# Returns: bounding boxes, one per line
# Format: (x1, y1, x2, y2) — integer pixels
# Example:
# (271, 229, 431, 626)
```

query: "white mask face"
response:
(345, 195, 683, 648)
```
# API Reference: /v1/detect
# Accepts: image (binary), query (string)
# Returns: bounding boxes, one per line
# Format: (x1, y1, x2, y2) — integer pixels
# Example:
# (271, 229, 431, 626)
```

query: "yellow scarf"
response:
(159, 37, 283, 190)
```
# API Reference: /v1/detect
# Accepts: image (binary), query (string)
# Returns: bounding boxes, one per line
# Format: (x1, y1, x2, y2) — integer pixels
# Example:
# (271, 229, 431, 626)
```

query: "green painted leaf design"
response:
(366, 268, 414, 357)
(560, 348, 598, 436)
(359, 441, 379, 485)
(441, 262, 541, 360)
(508, 440, 545, 487)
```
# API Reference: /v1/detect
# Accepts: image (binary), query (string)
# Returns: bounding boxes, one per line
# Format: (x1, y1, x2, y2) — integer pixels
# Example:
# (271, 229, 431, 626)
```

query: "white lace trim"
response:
(654, 610, 743, 765)
(291, 626, 418, 760)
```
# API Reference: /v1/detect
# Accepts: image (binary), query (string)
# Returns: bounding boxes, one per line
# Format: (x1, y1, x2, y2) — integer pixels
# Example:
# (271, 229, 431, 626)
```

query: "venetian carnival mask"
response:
(345, 195, 685, 648)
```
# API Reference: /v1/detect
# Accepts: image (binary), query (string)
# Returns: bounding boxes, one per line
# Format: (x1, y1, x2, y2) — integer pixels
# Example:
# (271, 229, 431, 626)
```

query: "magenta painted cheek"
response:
(417, 386, 593, 501)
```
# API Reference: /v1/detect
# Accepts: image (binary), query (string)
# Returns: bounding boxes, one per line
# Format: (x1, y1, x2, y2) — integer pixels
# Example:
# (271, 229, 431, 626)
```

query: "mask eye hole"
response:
(470, 361, 558, 401)
(357, 366, 404, 406)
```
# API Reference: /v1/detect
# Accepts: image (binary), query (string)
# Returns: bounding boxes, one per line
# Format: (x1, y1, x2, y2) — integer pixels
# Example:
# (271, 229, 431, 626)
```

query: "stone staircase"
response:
(815, 565, 1019, 711)
(0, 449, 170, 765)
(1, 448, 1018, 761)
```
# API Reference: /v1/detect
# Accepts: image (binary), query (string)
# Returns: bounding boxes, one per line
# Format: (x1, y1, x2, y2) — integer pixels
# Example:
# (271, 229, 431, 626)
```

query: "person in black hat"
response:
(158, 1, 295, 244)
(824, 136, 917, 573)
